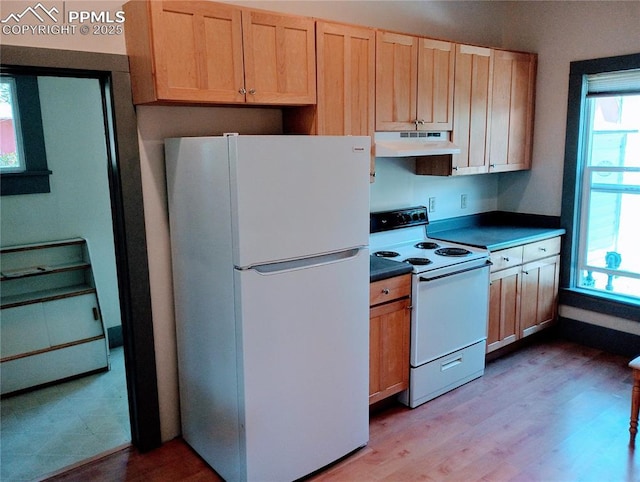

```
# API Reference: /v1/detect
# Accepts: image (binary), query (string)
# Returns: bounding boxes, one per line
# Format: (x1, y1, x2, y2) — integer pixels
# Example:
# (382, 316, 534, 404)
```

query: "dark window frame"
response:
(560, 52, 640, 321)
(0, 70, 51, 195)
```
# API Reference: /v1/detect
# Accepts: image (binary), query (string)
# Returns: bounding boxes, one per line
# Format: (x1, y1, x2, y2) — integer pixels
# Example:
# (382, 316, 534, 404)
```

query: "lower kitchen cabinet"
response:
(486, 236, 561, 353)
(0, 239, 109, 395)
(369, 274, 411, 404)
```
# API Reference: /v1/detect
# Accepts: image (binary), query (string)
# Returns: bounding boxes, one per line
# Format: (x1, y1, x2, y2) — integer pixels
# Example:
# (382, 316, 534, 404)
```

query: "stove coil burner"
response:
(373, 250, 400, 258)
(415, 241, 440, 250)
(403, 257, 433, 266)
(435, 247, 472, 257)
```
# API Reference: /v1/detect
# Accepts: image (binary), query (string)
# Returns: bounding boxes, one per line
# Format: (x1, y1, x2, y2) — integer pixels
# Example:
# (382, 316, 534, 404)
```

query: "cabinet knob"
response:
(523, 270, 529, 275)
(248, 89, 256, 95)
(503, 256, 510, 262)
(452, 166, 459, 171)
(239, 87, 247, 95)
(540, 247, 547, 252)
(382, 288, 390, 295)
(490, 164, 496, 168)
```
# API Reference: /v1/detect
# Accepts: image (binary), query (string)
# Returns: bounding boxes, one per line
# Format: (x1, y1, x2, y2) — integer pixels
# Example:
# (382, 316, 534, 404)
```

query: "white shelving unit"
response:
(0, 238, 110, 395)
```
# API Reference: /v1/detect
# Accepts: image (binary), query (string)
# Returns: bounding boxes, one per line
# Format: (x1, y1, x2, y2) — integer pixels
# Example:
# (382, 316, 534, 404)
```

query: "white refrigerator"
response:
(165, 134, 371, 482)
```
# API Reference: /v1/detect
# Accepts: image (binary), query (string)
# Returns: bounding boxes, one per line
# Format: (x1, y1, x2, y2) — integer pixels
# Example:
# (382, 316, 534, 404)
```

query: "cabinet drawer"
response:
(370, 274, 411, 306)
(523, 237, 561, 262)
(490, 246, 523, 272)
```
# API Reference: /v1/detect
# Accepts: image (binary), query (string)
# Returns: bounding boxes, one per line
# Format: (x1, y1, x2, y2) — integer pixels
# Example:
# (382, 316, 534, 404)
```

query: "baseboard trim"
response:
(107, 326, 123, 348)
(557, 317, 640, 358)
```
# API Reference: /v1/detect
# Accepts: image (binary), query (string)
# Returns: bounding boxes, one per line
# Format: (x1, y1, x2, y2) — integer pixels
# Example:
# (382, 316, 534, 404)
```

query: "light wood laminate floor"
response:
(48, 338, 638, 481)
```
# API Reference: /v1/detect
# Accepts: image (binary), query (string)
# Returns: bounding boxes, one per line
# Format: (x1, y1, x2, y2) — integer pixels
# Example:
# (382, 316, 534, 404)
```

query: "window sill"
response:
(559, 287, 640, 322)
(1, 170, 52, 195)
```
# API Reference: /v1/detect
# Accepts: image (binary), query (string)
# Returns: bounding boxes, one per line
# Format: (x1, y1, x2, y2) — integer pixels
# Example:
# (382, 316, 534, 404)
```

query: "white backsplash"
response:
(370, 157, 499, 219)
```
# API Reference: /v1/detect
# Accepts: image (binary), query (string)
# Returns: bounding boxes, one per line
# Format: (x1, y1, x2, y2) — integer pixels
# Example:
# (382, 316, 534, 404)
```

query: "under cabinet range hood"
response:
(374, 131, 460, 158)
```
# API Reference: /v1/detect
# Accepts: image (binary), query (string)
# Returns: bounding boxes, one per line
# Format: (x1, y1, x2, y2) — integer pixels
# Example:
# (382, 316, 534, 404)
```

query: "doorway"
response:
(0, 45, 160, 477)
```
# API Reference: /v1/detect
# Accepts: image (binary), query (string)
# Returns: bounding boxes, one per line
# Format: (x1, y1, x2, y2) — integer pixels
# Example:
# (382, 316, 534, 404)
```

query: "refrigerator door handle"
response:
(240, 248, 365, 274)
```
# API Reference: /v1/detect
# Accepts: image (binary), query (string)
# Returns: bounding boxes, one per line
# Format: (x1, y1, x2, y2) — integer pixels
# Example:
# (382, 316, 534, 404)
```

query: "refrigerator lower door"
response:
(235, 248, 369, 481)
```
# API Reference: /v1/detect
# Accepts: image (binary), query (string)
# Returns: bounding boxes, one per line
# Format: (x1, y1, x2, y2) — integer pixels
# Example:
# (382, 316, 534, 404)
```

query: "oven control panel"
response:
(370, 206, 428, 233)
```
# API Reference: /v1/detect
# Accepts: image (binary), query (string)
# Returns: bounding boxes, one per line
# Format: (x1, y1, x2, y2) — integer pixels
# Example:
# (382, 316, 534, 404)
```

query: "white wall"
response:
(0, 76, 122, 331)
(370, 158, 498, 218)
(497, 1, 640, 216)
(3, 0, 638, 442)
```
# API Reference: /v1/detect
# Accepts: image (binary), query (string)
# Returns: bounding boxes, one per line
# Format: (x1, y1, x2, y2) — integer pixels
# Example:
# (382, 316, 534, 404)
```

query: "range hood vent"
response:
(374, 131, 460, 158)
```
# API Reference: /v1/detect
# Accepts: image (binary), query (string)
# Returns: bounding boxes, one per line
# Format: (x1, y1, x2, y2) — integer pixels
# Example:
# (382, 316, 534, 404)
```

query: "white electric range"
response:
(370, 206, 491, 408)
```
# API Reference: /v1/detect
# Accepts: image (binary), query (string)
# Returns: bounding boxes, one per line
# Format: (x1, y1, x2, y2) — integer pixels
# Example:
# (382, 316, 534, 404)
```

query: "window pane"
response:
(0, 78, 24, 171)
(589, 96, 640, 168)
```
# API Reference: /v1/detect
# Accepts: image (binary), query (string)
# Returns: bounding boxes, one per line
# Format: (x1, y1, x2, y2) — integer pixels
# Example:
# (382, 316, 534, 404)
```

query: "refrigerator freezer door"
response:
(229, 135, 370, 268)
(235, 247, 369, 481)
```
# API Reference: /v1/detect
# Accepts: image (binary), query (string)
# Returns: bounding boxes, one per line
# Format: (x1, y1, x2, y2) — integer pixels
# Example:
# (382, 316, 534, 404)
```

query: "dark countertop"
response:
(370, 255, 413, 282)
(426, 211, 565, 251)
(429, 225, 566, 251)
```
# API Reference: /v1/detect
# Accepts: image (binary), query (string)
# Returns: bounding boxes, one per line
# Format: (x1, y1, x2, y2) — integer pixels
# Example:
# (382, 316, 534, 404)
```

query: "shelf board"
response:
(1, 261, 91, 281)
(1, 285, 97, 309)
(0, 238, 85, 254)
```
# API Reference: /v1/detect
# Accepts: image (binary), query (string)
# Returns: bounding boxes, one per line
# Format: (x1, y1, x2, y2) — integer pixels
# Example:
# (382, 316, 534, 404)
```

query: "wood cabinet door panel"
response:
(150, 1, 245, 103)
(369, 298, 410, 403)
(242, 10, 316, 104)
(487, 266, 520, 353)
(375, 31, 418, 131)
(452, 44, 492, 175)
(316, 22, 375, 137)
(417, 38, 455, 130)
(521, 255, 559, 337)
(488, 50, 536, 172)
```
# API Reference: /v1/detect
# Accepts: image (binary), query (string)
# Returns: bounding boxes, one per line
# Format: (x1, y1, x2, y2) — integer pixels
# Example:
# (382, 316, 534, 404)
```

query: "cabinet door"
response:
(488, 50, 536, 172)
(147, 1, 246, 103)
(375, 31, 418, 131)
(487, 266, 521, 353)
(452, 44, 492, 175)
(242, 10, 316, 104)
(44, 293, 104, 346)
(0, 304, 50, 358)
(316, 22, 375, 137)
(520, 255, 560, 337)
(369, 298, 410, 404)
(416, 38, 455, 131)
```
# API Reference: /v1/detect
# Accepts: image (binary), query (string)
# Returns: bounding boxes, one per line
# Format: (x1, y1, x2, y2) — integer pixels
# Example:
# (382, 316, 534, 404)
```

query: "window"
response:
(0, 71, 50, 195)
(578, 92, 640, 300)
(0, 77, 25, 172)
(562, 54, 640, 314)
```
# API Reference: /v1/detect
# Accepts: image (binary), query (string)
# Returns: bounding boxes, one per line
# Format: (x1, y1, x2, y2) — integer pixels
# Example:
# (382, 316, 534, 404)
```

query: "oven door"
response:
(411, 260, 491, 367)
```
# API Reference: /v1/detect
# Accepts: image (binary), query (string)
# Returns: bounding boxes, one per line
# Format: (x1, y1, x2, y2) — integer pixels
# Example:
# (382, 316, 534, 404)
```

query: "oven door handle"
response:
(419, 260, 492, 282)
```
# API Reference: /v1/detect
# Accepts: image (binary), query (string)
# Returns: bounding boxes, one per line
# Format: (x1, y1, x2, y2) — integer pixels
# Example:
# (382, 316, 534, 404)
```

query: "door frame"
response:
(0, 45, 161, 452)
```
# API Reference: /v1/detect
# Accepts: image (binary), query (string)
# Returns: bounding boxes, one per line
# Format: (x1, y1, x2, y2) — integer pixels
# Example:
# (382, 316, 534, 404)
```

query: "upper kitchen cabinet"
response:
(487, 50, 536, 172)
(315, 21, 375, 137)
(416, 38, 455, 131)
(241, 9, 316, 105)
(123, 1, 316, 105)
(375, 31, 417, 131)
(375, 31, 454, 131)
(451, 44, 492, 175)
